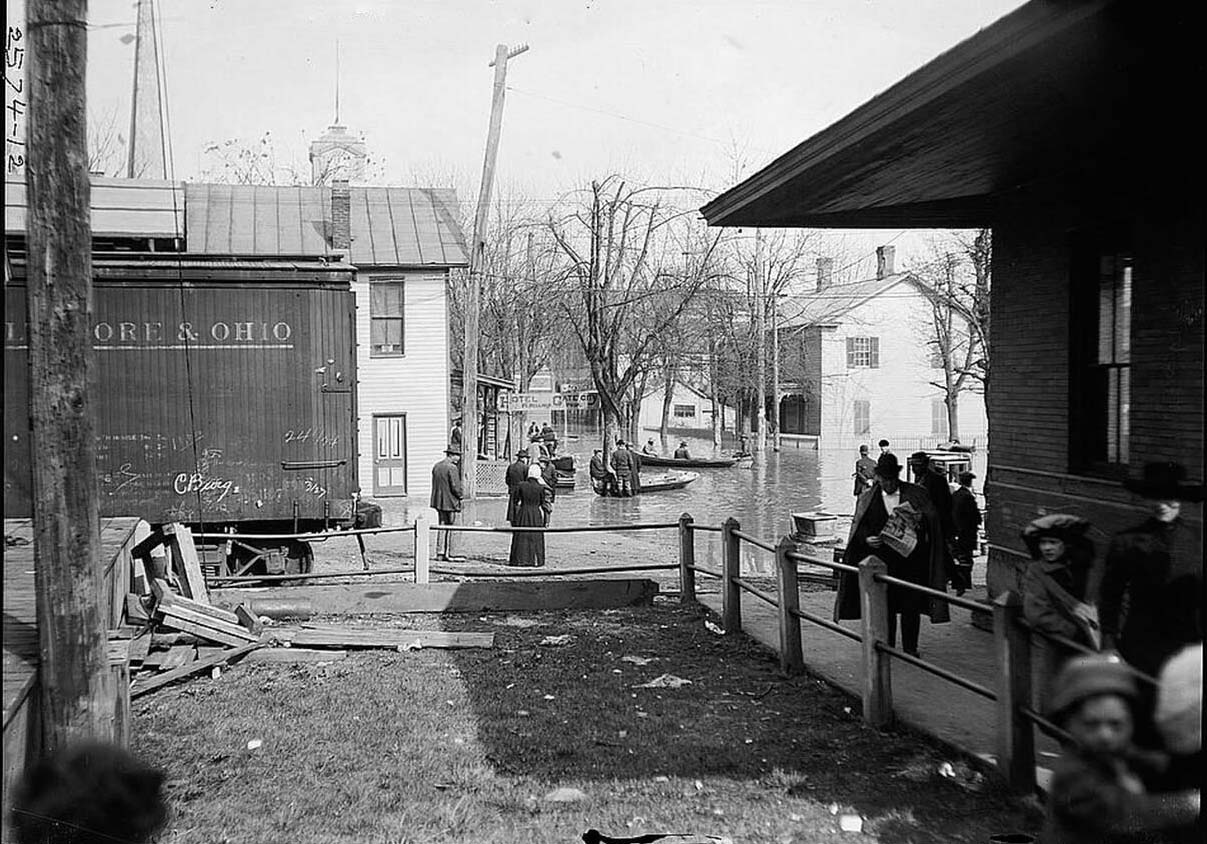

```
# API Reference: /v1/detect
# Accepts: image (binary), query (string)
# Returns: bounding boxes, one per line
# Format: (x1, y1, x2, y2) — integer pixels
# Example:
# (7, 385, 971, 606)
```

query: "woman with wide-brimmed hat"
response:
(1021, 513, 1103, 705)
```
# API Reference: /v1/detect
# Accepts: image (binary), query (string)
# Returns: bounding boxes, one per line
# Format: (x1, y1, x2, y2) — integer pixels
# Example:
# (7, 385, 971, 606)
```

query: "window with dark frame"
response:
(672, 404, 696, 419)
(370, 280, 405, 356)
(846, 336, 880, 368)
(1070, 241, 1132, 473)
(853, 399, 870, 435)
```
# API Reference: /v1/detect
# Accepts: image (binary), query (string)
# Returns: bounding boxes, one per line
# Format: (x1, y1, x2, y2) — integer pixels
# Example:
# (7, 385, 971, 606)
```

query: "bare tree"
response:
(196, 131, 389, 185)
(546, 176, 717, 463)
(87, 106, 125, 177)
(912, 229, 991, 442)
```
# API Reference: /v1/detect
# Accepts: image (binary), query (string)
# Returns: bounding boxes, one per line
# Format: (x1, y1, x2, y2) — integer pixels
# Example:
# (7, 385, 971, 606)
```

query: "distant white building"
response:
(777, 247, 988, 450)
(185, 182, 468, 498)
(639, 379, 736, 435)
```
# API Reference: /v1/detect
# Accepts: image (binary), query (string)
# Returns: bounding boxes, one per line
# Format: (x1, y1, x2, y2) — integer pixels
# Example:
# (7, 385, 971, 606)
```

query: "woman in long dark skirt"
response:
(509, 465, 550, 567)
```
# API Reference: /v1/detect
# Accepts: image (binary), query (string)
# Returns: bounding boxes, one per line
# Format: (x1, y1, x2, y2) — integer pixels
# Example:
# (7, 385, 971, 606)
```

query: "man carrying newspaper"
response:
(833, 452, 950, 657)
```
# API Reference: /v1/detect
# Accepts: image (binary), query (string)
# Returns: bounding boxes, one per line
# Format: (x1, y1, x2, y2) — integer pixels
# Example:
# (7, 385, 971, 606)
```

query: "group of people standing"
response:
(503, 447, 556, 566)
(839, 445, 981, 655)
(1023, 461, 1202, 843)
(589, 439, 644, 496)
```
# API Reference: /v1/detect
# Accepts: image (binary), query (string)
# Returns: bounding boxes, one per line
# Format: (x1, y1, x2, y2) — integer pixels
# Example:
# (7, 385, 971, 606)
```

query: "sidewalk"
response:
(698, 586, 1060, 789)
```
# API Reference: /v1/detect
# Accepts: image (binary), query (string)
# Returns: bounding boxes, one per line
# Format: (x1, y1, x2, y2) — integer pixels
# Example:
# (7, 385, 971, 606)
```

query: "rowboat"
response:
(637, 453, 738, 469)
(593, 471, 700, 496)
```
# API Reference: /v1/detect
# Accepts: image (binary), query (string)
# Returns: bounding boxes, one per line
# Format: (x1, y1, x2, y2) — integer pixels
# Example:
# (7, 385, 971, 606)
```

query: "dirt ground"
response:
(133, 600, 1039, 843)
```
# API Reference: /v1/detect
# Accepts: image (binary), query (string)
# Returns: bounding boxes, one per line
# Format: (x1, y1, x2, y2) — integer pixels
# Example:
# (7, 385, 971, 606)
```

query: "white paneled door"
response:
(373, 414, 407, 495)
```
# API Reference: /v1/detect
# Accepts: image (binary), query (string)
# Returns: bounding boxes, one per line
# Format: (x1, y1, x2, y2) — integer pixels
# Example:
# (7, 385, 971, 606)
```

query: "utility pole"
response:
(772, 291, 781, 452)
(27, 0, 116, 748)
(754, 230, 766, 461)
(462, 42, 528, 498)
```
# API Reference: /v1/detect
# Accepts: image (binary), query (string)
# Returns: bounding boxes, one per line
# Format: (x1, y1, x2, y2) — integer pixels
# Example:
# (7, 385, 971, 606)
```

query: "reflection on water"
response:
(377, 430, 989, 576)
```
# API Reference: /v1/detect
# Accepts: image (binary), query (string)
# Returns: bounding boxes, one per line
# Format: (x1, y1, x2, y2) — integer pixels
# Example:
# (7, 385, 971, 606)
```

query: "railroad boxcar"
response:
(4, 254, 360, 576)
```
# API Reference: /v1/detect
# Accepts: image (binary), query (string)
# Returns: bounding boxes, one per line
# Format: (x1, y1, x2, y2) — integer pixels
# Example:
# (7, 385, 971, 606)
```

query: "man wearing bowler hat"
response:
(833, 451, 950, 656)
(430, 445, 465, 562)
(1100, 461, 1203, 680)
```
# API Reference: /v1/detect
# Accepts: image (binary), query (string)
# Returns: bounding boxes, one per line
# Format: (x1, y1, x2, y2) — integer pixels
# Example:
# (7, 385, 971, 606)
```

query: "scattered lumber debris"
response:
(131, 640, 266, 698)
(115, 524, 494, 700)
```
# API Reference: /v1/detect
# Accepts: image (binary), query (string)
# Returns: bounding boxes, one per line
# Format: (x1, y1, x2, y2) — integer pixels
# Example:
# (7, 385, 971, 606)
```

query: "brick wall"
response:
(985, 197, 1204, 598)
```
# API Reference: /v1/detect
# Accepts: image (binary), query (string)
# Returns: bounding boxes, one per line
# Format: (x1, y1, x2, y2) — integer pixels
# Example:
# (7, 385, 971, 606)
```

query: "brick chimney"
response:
(816, 257, 834, 292)
(876, 245, 895, 279)
(331, 179, 351, 253)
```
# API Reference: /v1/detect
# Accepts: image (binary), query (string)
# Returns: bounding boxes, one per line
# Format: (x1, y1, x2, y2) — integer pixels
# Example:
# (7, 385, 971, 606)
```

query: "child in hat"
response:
(1041, 653, 1200, 843)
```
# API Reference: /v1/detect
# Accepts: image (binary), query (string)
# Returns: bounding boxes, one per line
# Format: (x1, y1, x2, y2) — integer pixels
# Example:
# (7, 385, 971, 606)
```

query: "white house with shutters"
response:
(185, 182, 468, 499)
(776, 247, 987, 450)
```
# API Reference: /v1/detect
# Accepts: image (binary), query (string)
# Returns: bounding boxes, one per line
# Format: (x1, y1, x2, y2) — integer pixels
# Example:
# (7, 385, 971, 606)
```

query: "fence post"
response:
(858, 555, 893, 728)
(993, 590, 1035, 792)
(678, 512, 696, 604)
(413, 514, 431, 585)
(721, 517, 742, 632)
(775, 535, 804, 675)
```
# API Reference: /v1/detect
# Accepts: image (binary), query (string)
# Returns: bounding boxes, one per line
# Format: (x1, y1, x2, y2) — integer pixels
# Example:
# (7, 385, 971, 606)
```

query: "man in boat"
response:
(540, 422, 558, 456)
(610, 439, 636, 496)
(589, 448, 618, 496)
(674, 441, 691, 460)
(642, 437, 658, 456)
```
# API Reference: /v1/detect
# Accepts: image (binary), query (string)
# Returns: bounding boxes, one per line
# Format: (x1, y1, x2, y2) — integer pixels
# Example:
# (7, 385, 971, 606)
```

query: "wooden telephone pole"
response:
(754, 230, 766, 461)
(27, 0, 116, 748)
(461, 42, 528, 499)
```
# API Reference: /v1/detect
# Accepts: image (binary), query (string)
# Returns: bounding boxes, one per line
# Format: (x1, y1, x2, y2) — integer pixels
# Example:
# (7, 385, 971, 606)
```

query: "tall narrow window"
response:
(846, 337, 880, 368)
(1071, 242, 1132, 472)
(931, 399, 949, 437)
(853, 399, 870, 435)
(370, 280, 405, 356)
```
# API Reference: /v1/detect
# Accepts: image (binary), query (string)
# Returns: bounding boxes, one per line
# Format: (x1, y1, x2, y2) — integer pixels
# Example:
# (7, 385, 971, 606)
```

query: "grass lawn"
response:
(133, 599, 1041, 843)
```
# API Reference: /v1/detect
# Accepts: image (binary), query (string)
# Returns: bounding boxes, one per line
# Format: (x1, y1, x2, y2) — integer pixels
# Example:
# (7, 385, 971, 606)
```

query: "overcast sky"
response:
(7, 0, 1026, 274)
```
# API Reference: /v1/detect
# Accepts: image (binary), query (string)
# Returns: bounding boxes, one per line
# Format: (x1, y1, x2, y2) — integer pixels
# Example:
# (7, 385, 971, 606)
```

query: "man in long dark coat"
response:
(910, 451, 958, 592)
(951, 471, 981, 595)
(834, 452, 950, 655)
(589, 448, 616, 495)
(853, 444, 876, 497)
(430, 446, 464, 562)
(1100, 462, 1203, 679)
(505, 448, 530, 524)
(611, 440, 636, 496)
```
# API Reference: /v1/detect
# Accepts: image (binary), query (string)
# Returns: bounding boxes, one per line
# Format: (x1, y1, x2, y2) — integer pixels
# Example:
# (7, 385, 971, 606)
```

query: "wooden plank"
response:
(158, 645, 196, 672)
(159, 589, 240, 625)
(139, 650, 169, 671)
(126, 593, 149, 623)
(127, 634, 151, 667)
(208, 579, 661, 615)
(245, 648, 348, 664)
(234, 605, 263, 635)
(155, 611, 256, 648)
(130, 640, 265, 699)
(163, 523, 209, 603)
(159, 602, 256, 641)
(285, 627, 493, 650)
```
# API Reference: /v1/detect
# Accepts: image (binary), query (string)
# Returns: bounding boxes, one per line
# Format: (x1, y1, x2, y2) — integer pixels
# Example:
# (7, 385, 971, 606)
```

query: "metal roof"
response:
(5, 176, 185, 237)
(185, 184, 468, 268)
(700, 0, 1196, 228)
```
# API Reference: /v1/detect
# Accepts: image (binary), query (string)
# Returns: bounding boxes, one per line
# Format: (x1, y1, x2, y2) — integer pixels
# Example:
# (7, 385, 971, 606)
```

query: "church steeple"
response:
(309, 40, 366, 185)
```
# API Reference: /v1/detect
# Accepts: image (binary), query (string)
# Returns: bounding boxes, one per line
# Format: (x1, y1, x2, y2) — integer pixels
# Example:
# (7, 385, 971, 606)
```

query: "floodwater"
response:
(346, 429, 988, 576)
